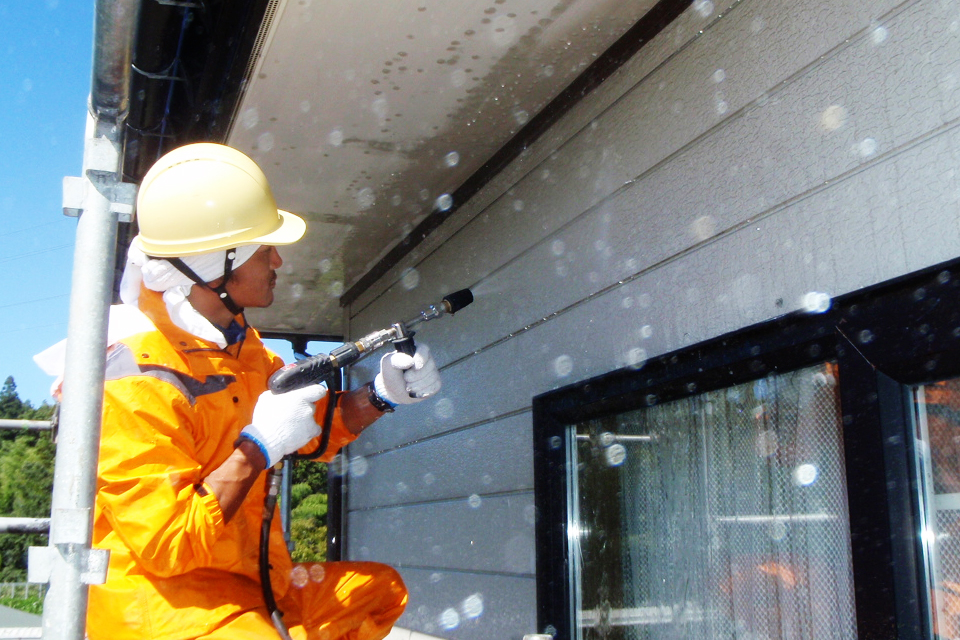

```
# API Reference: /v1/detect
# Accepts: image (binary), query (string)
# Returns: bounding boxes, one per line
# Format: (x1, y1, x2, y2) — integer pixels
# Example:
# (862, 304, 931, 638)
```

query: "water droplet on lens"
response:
(604, 443, 627, 467)
(627, 347, 647, 369)
(769, 520, 788, 541)
(291, 283, 304, 299)
(551, 240, 565, 256)
(290, 565, 309, 588)
(309, 564, 325, 582)
(468, 494, 482, 508)
(357, 187, 376, 210)
(423, 472, 436, 485)
(691, 215, 717, 240)
(858, 329, 874, 344)
(257, 132, 275, 152)
(434, 397, 454, 419)
(241, 107, 259, 129)
(328, 128, 344, 146)
(462, 593, 484, 618)
(350, 455, 369, 477)
(858, 137, 877, 157)
(436, 193, 453, 211)
(712, 69, 725, 83)
(820, 105, 847, 131)
(439, 608, 460, 631)
(801, 291, 831, 313)
(401, 268, 420, 290)
(444, 151, 460, 167)
(793, 463, 818, 486)
(694, 0, 714, 17)
(553, 354, 573, 377)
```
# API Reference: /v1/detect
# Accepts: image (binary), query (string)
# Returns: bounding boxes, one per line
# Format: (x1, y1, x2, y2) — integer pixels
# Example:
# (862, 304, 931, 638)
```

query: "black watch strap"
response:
(366, 382, 395, 413)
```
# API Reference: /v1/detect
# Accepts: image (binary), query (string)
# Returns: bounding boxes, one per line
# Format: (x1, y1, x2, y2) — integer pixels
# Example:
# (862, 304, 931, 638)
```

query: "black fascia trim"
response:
(341, 0, 691, 307)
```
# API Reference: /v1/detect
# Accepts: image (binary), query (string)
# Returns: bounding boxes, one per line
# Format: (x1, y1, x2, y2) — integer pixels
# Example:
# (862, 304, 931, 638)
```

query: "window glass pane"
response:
(914, 378, 960, 638)
(571, 363, 856, 639)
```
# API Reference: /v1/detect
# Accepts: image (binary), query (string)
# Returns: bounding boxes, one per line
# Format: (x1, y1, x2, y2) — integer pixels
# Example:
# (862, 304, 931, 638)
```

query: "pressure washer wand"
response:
(267, 288, 473, 393)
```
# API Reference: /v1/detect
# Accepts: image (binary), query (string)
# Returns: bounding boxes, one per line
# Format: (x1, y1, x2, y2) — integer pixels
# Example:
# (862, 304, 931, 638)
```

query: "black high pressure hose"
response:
(259, 369, 340, 639)
(257, 288, 473, 638)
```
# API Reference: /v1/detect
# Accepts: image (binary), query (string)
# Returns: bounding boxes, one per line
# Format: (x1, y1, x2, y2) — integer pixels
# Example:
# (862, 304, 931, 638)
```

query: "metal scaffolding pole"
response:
(28, 2, 140, 638)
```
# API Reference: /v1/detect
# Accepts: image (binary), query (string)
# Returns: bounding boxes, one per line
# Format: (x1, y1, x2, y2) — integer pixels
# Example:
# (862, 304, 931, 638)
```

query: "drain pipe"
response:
(27, 1, 139, 639)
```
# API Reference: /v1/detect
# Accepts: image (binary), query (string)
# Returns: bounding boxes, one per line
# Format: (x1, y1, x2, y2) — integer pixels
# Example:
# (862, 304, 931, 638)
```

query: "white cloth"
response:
(119, 239, 261, 347)
(34, 240, 263, 399)
(119, 239, 259, 305)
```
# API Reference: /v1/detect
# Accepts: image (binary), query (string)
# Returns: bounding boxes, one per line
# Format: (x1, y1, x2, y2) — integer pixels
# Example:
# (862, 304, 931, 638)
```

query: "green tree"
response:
(0, 377, 22, 420)
(289, 460, 328, 562)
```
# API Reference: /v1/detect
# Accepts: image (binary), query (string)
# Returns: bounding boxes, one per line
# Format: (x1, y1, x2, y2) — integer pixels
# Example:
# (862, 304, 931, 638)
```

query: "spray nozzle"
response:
(442, 288, 473, 314)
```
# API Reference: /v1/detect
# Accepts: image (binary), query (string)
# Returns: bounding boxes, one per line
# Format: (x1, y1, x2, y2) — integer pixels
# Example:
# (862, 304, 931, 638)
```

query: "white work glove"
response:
(374, 344, 442, 407)
(240, 384, 325, 467)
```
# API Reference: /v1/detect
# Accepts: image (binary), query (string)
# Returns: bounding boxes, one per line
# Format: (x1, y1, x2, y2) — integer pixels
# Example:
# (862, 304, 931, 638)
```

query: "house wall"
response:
(341, 0, 960, 637)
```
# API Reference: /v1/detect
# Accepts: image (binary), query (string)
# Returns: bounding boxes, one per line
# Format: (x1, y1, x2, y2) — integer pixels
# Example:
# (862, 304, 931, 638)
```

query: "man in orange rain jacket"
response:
(82, 143, 441, 640)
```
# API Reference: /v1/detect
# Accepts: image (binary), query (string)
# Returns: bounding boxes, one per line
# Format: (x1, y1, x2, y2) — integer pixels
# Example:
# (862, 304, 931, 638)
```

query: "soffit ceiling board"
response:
(232, 0, 659, 336)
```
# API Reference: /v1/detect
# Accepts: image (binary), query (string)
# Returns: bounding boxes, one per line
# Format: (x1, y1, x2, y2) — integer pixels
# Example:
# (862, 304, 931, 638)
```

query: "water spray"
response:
(260, 288, 473, 637)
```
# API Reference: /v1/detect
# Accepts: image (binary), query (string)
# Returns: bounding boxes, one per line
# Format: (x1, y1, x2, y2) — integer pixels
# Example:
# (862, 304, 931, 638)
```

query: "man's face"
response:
(224, 245, 282, 309)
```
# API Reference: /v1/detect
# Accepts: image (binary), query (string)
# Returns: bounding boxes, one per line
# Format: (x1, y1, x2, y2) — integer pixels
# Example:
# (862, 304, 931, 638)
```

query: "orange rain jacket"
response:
(87, 288, 406, 640)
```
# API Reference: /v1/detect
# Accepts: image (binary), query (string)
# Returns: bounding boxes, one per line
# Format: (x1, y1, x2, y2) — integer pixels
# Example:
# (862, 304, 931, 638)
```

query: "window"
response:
(914, 378, 960, 638)
(571, 364, 855, 639)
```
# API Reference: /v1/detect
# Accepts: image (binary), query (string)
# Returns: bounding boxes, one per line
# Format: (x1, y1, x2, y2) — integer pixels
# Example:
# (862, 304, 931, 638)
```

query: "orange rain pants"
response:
(87, 289, 406, 639)
(193, 563, 408, 640)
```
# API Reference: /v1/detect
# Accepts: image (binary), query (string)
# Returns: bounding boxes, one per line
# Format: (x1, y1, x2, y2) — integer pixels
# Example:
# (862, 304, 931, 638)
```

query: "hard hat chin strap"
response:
(166, 249, 244, 316)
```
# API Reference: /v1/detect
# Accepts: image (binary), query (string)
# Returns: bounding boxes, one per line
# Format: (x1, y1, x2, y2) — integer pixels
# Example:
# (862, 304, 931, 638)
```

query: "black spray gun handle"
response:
(267, 288, 473, 393)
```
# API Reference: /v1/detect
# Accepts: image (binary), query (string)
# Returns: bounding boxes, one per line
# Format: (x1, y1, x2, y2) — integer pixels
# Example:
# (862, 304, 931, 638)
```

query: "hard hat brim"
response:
(253, 209, 307, 247)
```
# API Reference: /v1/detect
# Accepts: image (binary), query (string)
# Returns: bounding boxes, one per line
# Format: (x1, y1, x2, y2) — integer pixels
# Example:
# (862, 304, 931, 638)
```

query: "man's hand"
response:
(373, 344, 441, 407)
(240, 383, 325, 467)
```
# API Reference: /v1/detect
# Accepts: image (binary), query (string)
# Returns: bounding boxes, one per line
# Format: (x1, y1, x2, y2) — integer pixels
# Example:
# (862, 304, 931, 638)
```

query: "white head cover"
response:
(119, 238, 261, 346)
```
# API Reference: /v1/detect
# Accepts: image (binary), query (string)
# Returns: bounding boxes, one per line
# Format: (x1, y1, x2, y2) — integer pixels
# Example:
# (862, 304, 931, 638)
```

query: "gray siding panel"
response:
(339, 0, 960, 637)
(348, 413, 533, 509)
(396, 568, 537, 640)
(347, 493, 536, 576)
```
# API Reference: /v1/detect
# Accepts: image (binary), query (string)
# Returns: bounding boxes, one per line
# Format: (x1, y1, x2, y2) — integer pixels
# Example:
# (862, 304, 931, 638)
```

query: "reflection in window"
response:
(915, 379, 960, 638)
(571, 363, 856, 639)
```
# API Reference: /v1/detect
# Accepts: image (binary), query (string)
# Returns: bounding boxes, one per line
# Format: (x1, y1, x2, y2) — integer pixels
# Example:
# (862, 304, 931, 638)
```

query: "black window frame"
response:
(533, 257, 960, 640)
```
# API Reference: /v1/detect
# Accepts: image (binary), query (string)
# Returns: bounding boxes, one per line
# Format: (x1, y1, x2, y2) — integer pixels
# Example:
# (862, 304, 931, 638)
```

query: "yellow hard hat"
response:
(134, 143, 306, 257)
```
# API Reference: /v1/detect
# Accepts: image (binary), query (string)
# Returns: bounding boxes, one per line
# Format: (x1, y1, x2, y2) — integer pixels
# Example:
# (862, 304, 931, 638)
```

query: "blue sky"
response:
(0, 3, 326, 406)
(0, 2, 93, 405)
